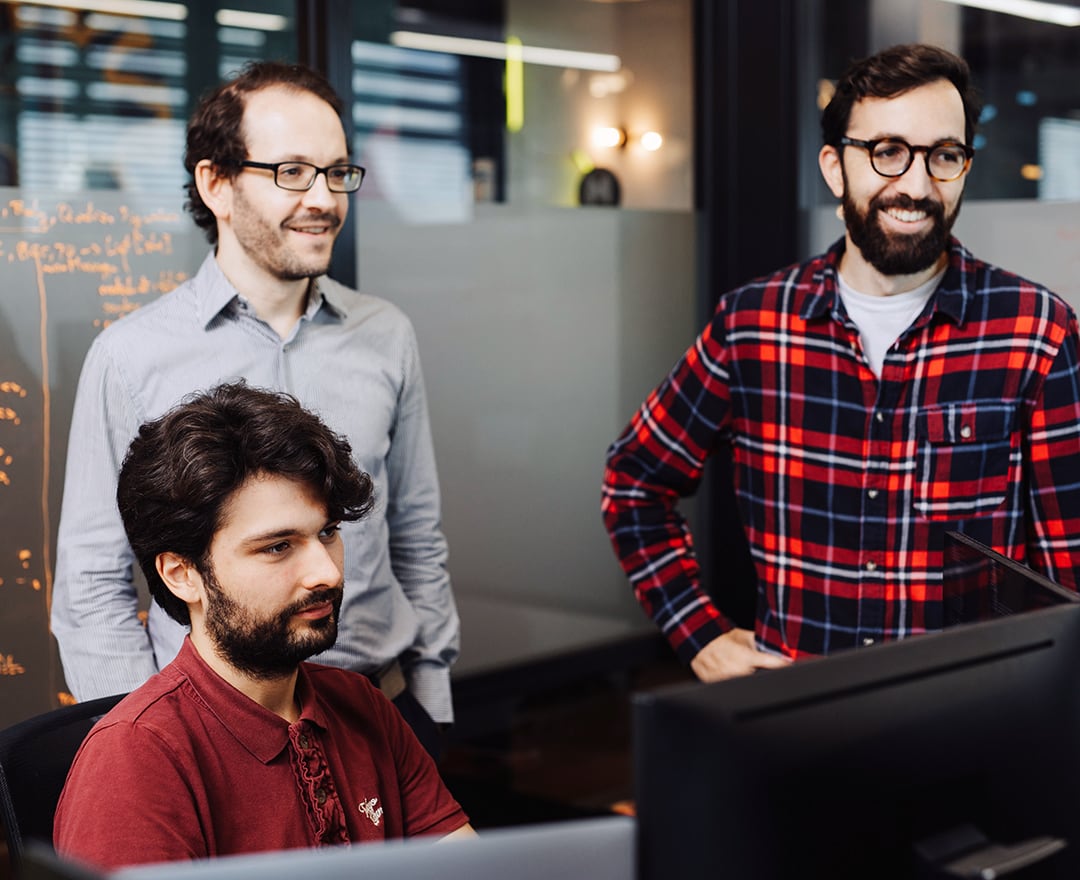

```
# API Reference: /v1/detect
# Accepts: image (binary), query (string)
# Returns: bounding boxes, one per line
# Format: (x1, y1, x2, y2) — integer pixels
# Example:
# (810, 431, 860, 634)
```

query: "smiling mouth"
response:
(284, 214, 341, 236)
(871, 194, 943, 230)
(287, 224, 336, 236)
(883, 206, 928, 223)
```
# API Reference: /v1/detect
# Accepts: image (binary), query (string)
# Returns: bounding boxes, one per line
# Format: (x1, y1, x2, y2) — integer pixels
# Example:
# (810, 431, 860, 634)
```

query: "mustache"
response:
(286, 586, 344, 616)
(870, 193, 944, 220)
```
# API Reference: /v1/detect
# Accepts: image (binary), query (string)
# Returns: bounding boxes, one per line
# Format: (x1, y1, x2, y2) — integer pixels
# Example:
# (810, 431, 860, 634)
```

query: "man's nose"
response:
(300, 171, 340, 209)
(301, 540, 343, 589)
(892, 153, 935, 198)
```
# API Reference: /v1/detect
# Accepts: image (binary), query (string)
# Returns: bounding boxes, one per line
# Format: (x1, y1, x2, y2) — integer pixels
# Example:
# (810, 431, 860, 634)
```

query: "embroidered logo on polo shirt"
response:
(359, 797, 383, 827)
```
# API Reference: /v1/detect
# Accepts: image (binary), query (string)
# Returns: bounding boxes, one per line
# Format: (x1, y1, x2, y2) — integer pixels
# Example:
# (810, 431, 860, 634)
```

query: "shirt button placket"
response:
(859, 402, 892, 645)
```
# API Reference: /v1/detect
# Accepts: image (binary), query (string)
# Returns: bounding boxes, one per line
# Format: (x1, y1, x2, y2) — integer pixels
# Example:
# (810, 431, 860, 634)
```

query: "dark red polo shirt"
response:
(54, 639, 467, 869)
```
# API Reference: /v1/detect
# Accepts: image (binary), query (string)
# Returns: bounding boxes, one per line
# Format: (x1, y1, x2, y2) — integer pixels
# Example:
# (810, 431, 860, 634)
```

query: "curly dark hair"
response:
(117, 382, 374, 626)
(183, 60, 344, 244)
(821, 44, 982, 148)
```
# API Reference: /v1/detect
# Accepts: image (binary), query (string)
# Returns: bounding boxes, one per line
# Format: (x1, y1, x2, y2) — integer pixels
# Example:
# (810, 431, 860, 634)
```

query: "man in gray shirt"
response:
(52, 61, 458, 753)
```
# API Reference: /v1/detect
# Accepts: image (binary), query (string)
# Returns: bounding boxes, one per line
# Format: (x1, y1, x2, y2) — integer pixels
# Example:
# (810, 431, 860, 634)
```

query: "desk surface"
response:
(452, 594, 657, 678)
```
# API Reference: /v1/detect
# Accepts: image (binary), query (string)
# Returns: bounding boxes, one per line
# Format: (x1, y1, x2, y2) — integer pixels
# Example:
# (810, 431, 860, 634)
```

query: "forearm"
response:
(603, 463, 731, 660)
(601, 339, 735, 658)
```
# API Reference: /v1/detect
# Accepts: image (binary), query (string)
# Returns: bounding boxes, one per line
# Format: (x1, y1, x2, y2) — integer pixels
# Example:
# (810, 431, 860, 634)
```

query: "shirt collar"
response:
(169, 638, 331, 764)
(313, 276, 350, 320)
(803, 236, 971, 327)
(191, 253, 240, 328)
(934, 237, 975, 326)
(191, 251, 348, 328)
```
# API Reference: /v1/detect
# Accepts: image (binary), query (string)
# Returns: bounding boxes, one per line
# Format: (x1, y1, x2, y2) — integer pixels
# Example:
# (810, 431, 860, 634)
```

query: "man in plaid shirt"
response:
(602, 44, 1080, 681)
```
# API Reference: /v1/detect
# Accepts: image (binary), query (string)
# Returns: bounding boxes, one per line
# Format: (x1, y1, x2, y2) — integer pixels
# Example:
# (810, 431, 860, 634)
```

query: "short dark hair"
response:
(183, 60, 344, 244)
(821, 44, 982, 148)
(117, 382, 374, 626)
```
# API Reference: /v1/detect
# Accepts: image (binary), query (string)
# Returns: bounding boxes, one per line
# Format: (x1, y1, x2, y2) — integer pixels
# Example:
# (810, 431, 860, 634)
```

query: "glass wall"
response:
(347, 0, 697, 677)
(348, 0, 692, 219)
(0, 0, 296, 193)
(960, 3, 1079, 201)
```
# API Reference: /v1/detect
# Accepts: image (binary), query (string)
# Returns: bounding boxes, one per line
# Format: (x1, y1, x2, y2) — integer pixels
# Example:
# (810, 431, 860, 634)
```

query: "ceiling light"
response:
(391, 31, 621, 72)
(215, 9, 289, 31)
(21, 0, 187, 20)
(938, 0, 1080, 26)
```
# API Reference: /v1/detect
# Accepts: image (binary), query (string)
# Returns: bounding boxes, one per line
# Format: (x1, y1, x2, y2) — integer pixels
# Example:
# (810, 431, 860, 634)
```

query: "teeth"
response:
(885, 208, 926, 223)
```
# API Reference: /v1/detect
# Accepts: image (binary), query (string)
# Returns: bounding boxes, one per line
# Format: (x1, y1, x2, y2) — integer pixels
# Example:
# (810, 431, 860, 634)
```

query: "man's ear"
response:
(156, 552, 204, 607)
(193, 159, 232, 223)
(818, 144, 846, 199)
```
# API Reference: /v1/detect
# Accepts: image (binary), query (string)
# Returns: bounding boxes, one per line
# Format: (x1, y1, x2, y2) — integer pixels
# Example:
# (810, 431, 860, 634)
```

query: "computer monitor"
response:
(942, 531, 1079, 625)
(22, 816, 634, 880)
(633, 603, 1080, 880)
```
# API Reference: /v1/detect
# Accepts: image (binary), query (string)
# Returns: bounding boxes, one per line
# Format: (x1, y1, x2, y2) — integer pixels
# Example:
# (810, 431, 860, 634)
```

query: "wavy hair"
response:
(821, 44, 982, 148)
(117, 382, 373, 625)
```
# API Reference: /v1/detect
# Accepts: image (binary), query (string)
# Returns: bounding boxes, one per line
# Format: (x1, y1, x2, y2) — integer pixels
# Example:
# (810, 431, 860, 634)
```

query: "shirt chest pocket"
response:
(913, 402, 1017, 521)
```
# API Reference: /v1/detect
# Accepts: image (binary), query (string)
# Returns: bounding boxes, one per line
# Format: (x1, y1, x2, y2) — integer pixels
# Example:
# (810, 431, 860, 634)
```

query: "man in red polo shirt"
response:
(54, 383, 472, 870)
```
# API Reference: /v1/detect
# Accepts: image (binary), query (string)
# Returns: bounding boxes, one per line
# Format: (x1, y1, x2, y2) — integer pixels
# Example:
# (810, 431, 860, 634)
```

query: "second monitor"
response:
(634, 570, 1080, 878)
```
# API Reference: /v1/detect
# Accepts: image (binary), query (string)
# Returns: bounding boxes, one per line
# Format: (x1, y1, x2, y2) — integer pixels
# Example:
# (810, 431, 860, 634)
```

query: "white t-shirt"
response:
(836, 268, 945, 377)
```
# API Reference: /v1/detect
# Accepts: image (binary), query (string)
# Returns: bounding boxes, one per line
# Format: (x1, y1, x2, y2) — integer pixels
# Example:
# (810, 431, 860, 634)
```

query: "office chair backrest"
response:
(0, 694, 126, 872)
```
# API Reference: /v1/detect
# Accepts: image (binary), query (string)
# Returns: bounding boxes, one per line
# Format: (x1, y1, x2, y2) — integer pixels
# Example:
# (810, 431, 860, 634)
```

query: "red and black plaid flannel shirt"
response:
(602, 238, 1080, 663)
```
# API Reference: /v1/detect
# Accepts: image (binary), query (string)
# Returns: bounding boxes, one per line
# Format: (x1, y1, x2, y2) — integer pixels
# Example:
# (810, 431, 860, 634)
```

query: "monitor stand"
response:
(914, 823, 1067, 878)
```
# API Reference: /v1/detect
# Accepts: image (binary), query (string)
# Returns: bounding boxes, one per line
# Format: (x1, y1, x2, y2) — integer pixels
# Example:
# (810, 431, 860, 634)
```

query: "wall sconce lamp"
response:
(593, 126, 628, 149)
(639, 131, 663, 151)
(591, 126, 663, 151)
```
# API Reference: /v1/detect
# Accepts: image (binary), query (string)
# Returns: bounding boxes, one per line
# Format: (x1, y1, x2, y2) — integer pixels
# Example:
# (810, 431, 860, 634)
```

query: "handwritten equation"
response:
(0, 191, 197, 713)
(0, 198, 188, 328)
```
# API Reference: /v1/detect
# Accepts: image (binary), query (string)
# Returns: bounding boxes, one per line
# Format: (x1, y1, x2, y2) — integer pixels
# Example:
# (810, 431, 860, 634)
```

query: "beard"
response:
(842, 183, 961, 277)
(230, 186, 341, 281)
(202, 567, 343, 680)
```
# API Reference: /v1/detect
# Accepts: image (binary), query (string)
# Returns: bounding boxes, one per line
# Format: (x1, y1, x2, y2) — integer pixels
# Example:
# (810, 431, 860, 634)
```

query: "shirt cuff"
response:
(670, 612, 732, 666)
(405, 660, 454, 724)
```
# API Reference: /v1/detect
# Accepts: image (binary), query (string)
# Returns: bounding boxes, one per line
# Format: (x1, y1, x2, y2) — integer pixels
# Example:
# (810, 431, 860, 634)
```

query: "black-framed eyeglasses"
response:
(234, 160, 366, 193)
(838, 137, 974, 182)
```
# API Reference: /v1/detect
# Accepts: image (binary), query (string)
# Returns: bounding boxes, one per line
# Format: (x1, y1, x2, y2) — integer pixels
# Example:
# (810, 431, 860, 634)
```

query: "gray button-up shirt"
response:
(52, 253, 459, 721)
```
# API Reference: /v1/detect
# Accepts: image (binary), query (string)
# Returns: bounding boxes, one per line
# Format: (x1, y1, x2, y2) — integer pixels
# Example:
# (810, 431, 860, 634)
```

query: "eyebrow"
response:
(867, 132, 966, 145)
(240, 518, 340, 547)
(240, 528, 304, 548)
(273, 154, 354, 165)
